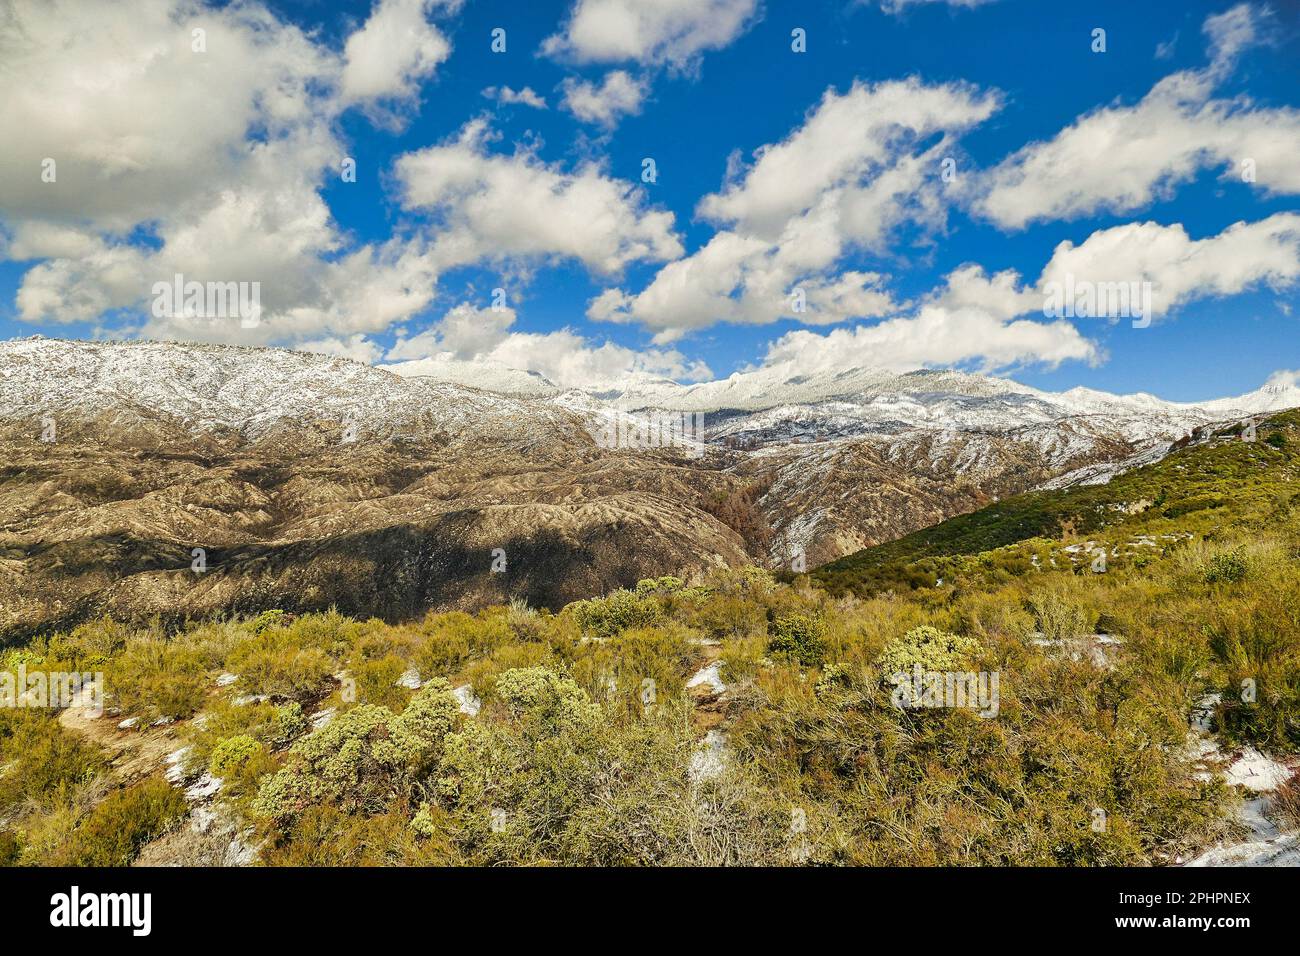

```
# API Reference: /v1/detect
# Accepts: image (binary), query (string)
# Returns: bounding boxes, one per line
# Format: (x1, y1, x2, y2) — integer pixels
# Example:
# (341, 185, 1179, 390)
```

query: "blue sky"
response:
(1, 0, 1298, 401)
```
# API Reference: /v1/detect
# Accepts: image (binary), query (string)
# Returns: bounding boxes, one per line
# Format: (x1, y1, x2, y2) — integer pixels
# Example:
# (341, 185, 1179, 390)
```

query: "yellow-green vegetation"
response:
(47, 778, 188, 867)
(0, 412, 1296, 866)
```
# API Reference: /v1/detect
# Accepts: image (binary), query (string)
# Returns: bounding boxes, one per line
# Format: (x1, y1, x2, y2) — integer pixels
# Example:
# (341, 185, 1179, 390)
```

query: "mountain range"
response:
(0, 335, 1293, 642)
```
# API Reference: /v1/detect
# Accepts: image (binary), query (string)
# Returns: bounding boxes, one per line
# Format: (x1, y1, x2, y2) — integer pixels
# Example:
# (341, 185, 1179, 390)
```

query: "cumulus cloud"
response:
(339, 0, 460, 111)
(758, 306, 1097, 376)
(591, 77, 999, 340)
(297, 334, 388, 364)
(750, 263, 1098, 374)
(482, 86, 548, 109)
(0, 0, 338, 232)
(542, 0, 759, 70)
(0, 0, 459, 348)
(394, 119, 682, 274)
(772, 212, 1300, 377)
(559, 71, 648, 127)
(1037, 213, 1300, 321)
(383, 303, 711, 389)
(975, 4, 1299, 229)
(0, 0, 680, 354)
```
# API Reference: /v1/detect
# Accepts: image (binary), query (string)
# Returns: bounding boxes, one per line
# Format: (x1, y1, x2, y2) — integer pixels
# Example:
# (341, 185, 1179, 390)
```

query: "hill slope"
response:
(814, 411, 1300, 596)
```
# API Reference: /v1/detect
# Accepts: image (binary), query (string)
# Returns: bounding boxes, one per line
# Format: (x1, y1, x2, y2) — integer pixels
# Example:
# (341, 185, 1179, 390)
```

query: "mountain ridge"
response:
(2, 336, 1293, 640)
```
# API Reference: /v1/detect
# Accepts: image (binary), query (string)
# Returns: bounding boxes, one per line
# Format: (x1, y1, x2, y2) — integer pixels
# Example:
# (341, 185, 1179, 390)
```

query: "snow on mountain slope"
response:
(0, 336, 579, 447)
(6, 336, 1288, 455)
(383, 355, 559, 398)
(5, 335, 1286, 467)
(1, 336, 1295, 626)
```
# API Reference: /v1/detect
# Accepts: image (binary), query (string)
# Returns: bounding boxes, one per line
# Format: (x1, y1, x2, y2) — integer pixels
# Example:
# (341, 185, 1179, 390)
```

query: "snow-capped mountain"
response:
(5, 336, 1284, 446)
(0, 336, 581, 449)
(549, 363, 1287, 439)
(0, 335, 1293, 638)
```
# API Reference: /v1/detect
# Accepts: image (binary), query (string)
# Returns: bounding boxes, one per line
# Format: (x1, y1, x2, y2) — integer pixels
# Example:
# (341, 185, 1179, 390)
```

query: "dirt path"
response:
(58, 682, 182, 786)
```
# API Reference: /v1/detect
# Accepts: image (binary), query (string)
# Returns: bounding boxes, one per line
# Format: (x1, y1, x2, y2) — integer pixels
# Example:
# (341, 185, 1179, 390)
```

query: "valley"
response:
(1, 336, 1293, 642)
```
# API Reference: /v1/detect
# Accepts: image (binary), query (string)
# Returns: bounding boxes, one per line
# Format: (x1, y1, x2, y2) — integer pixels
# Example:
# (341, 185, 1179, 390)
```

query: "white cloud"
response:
(297, 334, 387, 364)
(383, 303, 711, 388)
(0, 0, 339, 232)
(592, 77, 999, 340)
(340, 0, 459, 110)
(1203, 2, 1265, 66)
(753, 212, 1300, 377)
(1038, 213, 1300, 321)
(870, 0, 1000, 13)
(758, 307, 1097, 376)
(5, 223, 105, 262)
(482, 86, 548, 109)
(0, 0, 462, 348)
(698, 78, 996, 238)
(750, 262, 1097, 374)
(542, 0, 759, 70)
(931, 263, 1042, 318)
(394, 119, 682, 274)
(975, 4, 1299, 229)
(559, 71, 648, 127)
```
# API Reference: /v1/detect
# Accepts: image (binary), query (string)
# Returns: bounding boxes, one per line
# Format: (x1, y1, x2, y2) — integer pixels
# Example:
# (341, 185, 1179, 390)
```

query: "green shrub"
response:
(42, 618, 131, 670)
(253, 681, 459, 823)
(1028, 587, 1093, 641)
(251, 609, 289, 635)
(1205, 551, 1248, 584)
(54, 778, 188, 866)
(413, 610, 514, 677)
(436, 667, 787, 865)
(876, 625, 982, 679)
(108, 639, 208, 720)
(767, 613, 827, 666)
(209, 734, 264, 778)
(568, 590, 663, 639)
(0, 830, 19, 867)
(635, 576, 684, 595)
(0, 711, 106, 812)
(228, 635, 333, 701)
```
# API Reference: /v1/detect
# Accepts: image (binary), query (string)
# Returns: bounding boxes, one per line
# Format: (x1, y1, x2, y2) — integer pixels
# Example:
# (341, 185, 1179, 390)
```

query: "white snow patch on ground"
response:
(1225, 749, 1292, 792)
(184, 772, 222, 802)
(686, 662, 727, 695)
(215, 672, 239, 687)
(688, 730, 729, 783)
(164, 746, 192, 784)
(1183, 719, 1299, 867)
(191, 805, 218, 834)
(1187, 796, 1300, 867)
(1029, 632, 1123, 669)
(452, 684, 481, 717)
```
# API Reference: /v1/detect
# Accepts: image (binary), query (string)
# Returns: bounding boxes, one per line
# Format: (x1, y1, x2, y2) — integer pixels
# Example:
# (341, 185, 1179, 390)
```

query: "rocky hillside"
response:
(0, 336, 1289, 640)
